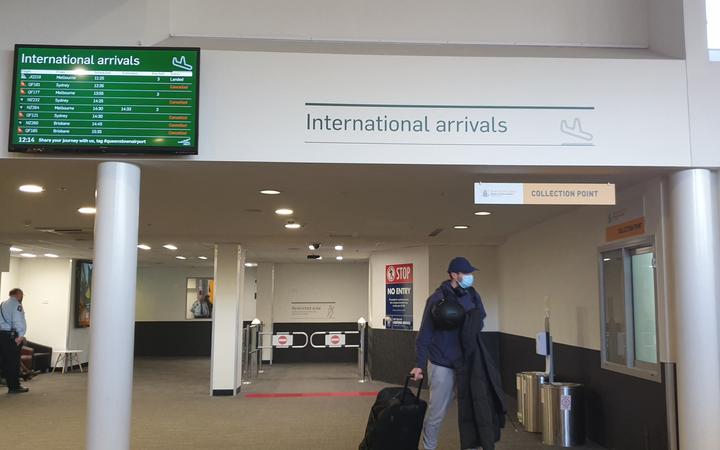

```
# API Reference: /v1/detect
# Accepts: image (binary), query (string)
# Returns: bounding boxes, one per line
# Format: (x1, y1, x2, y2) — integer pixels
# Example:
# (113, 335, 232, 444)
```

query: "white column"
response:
(86, 162, 141, 450)
(210, 244, 245, 395)
(256, 263, 275, 361)
(669, 169, 720, 449)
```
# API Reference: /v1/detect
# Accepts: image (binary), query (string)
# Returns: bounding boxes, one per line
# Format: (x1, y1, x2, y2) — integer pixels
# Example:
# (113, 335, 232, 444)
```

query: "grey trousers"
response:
(421, 362, 456, 450)
(421, 362, 478, 450)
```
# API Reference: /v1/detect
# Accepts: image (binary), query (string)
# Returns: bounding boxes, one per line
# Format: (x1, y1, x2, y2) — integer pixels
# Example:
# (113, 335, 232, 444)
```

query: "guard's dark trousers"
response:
(0, 332, 21, 390)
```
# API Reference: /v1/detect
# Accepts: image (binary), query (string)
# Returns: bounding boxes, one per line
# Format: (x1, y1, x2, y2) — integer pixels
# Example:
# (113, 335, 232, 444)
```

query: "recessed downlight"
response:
(44, 253, 59, 258)
(260, 189, 281, 195)
(453, 225, 469, 230)
(275, 208, 294, 216)
(285, 221, 302, 229)
(245, 262, 258, 268)
(78, 206, 96, 215)
(10, 247, 22, 252)
(198, 256, 208, 260)
(19, 184, 44, 193)
(474, 211, 492, 216)
(175, 256, 187, 260)
(20, 253, 36, 258)
(309, 243, 320, 250)
(163, 244, 178, 251)
(137, 244, 151, 251)
(336, 256, 344, 261)
(334, 245, 344, 251)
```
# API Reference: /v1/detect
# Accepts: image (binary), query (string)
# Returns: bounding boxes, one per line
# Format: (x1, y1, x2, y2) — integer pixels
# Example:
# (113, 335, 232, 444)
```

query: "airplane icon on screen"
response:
(178, 138, 191, 146)
(172, 56, 193, 71)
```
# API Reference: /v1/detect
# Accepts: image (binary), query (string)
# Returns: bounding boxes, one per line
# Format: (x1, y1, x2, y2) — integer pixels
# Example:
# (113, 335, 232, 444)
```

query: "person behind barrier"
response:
(410, 257, 500, 450)
(190, 291, 211, 319)
(0, 288, 29, 394)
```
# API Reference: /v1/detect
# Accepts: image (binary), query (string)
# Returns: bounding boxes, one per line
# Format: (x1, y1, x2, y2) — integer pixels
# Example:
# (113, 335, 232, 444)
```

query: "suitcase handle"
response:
(401, 374, 423, 402)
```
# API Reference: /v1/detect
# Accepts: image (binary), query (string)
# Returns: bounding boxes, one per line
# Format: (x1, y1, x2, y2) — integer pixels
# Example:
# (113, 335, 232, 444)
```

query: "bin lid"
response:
(542, 382, 583, 389)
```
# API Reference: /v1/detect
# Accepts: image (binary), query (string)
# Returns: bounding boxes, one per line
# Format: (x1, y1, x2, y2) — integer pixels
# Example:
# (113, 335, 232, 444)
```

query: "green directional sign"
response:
(9, 45, 200, 154)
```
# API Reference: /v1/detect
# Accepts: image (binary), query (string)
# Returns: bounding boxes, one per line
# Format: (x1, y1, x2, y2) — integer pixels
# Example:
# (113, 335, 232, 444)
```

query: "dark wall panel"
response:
(499, 333, 669, 450)
(270, 322, 360, 363)
(367, 327, 501, 386)
(134, 321, 211, 357)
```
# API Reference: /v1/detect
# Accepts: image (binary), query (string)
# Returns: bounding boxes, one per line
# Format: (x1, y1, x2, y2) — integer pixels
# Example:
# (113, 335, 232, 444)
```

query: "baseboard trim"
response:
(212, 389, 235, 396)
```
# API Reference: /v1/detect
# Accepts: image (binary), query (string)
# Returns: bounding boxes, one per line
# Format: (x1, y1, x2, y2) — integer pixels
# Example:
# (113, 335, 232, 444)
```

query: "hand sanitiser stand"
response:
(536, 297, 554, 382)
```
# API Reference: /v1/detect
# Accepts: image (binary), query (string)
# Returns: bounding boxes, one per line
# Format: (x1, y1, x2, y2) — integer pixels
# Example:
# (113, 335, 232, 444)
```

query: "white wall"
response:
(170, 0, 649, 48)
(135, 265, 214, 321)
(0, 257, 73, 363)
(498, 179, 671, 359)
(428, 245, 500, 332)
(683, 0, 720, 166)
(648, 0, 686, 58)
(369, 246, 430, 330)
(272, 262, 368, 322)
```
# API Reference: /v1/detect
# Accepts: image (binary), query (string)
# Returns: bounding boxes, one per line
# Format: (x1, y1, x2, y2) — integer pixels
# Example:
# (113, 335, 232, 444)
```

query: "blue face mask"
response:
(458, 273, 474, 289)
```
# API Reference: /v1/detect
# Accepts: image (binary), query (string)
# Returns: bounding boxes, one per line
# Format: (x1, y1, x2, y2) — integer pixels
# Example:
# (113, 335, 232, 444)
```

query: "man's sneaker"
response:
(8, 386, 29, 394)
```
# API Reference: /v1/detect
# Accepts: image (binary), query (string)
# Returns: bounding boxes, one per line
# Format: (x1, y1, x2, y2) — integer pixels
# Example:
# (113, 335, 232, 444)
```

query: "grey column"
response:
(669, 169, 720, 449)
(86, 162, 141, 450)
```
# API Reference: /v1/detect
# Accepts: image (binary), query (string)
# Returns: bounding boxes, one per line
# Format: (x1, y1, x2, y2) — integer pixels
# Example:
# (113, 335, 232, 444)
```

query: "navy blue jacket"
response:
(415, 280, 486, 369)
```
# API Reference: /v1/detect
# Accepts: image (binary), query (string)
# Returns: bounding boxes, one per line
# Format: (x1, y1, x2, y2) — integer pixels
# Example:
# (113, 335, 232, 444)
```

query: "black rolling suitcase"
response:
(359, 375, 427, 450)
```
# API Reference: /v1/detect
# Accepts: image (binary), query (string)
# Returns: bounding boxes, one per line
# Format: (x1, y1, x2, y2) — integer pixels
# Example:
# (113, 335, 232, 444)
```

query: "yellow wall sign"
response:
(474, 182, 616, 205)
(606, 217, 646, 241)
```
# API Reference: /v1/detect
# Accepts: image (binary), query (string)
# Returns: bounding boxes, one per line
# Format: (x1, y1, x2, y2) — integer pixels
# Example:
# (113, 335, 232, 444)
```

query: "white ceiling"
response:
(0, 159, 670, 266)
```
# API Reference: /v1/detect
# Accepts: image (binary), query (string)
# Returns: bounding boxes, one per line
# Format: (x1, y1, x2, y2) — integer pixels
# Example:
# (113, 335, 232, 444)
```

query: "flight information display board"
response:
(9, 45, 200, 154)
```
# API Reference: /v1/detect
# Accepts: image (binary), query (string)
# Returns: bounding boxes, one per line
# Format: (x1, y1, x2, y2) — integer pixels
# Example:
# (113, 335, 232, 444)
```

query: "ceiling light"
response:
(603, 257, 611, 262)
(18, 184, 44, 193)
(245, 262, 258, 267)
(275, 208, 294, 216)
(453, 225, 469, 230)
(198, 256, 208, 260)
(317, 256, 323, 260)
(474, 211, 492, 216)
(334, 245, 344, 251)
(163, 244, 178, 250)
(44, 253, 59, 258)
(285, 221, 302, 229)
(137, 244, 151, 251)
(175, 256, 187, 260)
(336, 256, 344, 261)
(78, 207, 96, 215)
(260, 189, 281, 195)
(10, 247, 22, 252)
(20, 253, 36, 258)
(309, 243, 320, 250)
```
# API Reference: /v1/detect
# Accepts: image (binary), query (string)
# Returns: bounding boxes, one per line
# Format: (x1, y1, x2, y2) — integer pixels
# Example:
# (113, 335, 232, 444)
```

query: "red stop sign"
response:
(278, 336, 288, 345)
(330, 335, 341, 345)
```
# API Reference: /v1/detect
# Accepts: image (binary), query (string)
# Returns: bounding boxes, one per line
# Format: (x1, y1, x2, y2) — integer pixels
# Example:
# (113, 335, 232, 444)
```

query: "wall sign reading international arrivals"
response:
(474, 182, 615, 205)
(9, 45, 200, 154)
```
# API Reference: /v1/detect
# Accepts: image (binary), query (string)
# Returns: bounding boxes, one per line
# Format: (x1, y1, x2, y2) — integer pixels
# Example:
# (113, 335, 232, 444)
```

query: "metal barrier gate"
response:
(240, 318, 368, 384)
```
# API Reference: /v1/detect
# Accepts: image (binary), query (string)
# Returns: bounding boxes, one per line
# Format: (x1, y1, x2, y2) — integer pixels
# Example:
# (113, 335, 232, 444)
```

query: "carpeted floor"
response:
(2, 358, 605, 449)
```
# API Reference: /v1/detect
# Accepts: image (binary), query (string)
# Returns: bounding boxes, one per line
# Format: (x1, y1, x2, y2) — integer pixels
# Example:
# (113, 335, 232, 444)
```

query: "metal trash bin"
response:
(541, 382, 585, 447)
(516, 373, 525, 424)
(521, 371, 549, 433)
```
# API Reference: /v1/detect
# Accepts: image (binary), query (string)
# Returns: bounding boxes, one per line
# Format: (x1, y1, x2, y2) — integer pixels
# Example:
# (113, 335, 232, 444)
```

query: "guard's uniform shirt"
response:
(0, 295, 26, 390)
(0, 296, 27, 337)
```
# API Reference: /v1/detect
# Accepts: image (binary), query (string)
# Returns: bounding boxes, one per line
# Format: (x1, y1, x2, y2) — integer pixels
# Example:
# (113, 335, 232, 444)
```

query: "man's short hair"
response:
(9, 288, 23, 297)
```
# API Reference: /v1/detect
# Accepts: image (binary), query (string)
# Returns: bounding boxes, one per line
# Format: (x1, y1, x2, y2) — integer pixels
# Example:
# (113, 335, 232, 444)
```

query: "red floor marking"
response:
(245, 391, 378, 399)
